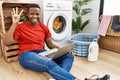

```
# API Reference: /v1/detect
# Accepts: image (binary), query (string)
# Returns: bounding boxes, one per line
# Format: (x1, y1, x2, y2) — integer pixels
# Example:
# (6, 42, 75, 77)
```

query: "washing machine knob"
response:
(57, 4, 61, 9)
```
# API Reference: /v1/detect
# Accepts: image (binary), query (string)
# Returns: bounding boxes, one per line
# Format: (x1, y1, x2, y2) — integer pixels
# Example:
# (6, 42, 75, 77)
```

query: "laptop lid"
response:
(51, 42, 76, 60)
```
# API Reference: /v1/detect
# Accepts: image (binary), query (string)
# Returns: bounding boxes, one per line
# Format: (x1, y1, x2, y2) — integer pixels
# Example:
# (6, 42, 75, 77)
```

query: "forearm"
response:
(48, 44, 59, 49)
(4, 23, 18, 45)
(45, 38, 59, 49)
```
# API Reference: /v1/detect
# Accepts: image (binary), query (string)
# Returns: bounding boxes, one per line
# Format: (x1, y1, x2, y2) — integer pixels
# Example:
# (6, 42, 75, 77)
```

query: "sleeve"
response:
(45, 27, 52, 39)
(13, 25, 20, 41)
(40, 23, 52, 38)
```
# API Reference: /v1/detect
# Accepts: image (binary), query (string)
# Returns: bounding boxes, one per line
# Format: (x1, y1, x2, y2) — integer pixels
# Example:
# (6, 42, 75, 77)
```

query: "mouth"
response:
(29, 18, 39, 25)
(32, 18, 38, 23)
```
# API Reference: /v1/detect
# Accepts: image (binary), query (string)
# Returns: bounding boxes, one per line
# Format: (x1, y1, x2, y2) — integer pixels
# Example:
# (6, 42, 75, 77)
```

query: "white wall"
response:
(82, 0, 100, 34)
(72, 0, 100, 34)
(103, 0, 120, 15)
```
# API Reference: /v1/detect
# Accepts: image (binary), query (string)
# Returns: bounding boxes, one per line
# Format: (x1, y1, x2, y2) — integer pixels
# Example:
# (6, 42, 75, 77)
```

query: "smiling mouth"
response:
(32, 19, 38, 22)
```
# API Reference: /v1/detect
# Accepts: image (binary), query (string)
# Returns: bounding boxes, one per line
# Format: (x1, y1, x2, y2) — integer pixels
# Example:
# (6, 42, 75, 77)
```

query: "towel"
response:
(98, 15, 111, 36)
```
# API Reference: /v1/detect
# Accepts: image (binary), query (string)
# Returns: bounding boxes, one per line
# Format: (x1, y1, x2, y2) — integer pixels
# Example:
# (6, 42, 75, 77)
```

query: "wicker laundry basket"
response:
(98, 16, 120, 53)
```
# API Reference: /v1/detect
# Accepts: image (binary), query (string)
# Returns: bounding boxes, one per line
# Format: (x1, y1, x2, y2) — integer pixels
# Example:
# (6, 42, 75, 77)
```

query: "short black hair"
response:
(28, 4, 41, 10)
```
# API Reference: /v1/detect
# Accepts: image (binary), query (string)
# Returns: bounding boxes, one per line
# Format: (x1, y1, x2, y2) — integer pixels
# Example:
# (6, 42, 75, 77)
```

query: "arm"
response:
(4, 23, 18, 45)
(45, 38, 59, 49)
(45, 37, 75, 56)
(45, 38, 74, 56)
(4, 7, 23, 46)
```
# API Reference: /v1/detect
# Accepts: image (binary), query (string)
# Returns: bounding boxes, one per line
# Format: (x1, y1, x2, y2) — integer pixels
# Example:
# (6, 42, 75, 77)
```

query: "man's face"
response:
(28, 8, 40, 25)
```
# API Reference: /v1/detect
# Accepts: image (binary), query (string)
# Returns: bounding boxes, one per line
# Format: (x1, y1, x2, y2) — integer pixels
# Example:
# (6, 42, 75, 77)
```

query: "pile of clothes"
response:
(112, 15, 120, 32)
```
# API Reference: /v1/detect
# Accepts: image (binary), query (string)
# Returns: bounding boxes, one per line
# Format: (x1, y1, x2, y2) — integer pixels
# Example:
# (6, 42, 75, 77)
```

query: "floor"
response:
(0, 48, 120, 80)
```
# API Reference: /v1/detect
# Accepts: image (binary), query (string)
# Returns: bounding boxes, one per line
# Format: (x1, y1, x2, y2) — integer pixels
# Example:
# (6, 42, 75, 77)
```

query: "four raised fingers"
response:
(12, 7, 23, 16)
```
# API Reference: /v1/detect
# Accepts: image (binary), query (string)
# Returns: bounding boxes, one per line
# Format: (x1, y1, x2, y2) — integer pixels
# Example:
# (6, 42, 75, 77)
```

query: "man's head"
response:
(27, 4, 41, 26)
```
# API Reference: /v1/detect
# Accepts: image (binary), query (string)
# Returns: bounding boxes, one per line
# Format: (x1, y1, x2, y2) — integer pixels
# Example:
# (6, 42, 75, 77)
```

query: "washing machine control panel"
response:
(57, 4, 61, 9)
(43, 1, 72, 11)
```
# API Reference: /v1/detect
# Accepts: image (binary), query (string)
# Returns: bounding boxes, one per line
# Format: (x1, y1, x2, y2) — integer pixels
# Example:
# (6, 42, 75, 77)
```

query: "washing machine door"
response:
(47, 11, 70, 41)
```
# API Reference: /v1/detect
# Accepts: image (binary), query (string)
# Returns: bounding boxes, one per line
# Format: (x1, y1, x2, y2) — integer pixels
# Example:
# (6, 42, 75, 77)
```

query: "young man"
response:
(4, 4, 110, 80)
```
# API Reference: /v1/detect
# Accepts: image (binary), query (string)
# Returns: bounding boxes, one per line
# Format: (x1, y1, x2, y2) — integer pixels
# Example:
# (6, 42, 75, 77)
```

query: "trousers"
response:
(19, 50, 76, 80)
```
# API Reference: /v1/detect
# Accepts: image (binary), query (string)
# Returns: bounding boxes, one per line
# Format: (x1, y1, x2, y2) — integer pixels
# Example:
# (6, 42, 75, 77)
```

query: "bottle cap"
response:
(93, 39, 97, 42)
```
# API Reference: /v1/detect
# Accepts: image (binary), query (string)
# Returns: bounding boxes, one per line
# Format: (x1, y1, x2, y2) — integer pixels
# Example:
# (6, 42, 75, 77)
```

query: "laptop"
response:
(39, 43, 76, 60)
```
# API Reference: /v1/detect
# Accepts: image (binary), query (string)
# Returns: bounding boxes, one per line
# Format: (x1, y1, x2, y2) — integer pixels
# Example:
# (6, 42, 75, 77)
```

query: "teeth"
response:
(33, 19, 37, 22)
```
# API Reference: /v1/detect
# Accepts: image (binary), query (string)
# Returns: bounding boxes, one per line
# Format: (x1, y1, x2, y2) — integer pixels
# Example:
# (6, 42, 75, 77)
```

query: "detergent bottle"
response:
(88, 39, 99, 62)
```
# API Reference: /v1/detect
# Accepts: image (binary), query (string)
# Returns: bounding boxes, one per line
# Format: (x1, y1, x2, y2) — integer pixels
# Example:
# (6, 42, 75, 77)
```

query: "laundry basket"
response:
(68, 33, 99, 56)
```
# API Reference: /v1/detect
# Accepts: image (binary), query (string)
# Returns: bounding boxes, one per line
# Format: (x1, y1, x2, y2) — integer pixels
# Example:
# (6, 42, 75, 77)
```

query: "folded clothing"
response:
(112, 15, 120, 32)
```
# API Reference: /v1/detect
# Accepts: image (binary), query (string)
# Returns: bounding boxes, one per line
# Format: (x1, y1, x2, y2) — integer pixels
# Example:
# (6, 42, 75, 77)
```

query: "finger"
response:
(19, 9, 23, 16)
(68, 49, 73, 54)
(69, 49, 73, 53)
(13, 8, 15, 14)
(16, 7, 18, 14)
(68, 49, 75, 55)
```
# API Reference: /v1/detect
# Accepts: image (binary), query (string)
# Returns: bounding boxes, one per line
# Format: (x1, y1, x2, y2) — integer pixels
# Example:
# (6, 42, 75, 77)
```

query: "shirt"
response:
(14, 21, 51, 56)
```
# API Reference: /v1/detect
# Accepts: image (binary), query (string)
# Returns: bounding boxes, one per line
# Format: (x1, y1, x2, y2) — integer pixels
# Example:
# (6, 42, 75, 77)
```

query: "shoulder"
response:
(39, 22, 47, 27)
(15, 21, 28, 31)
(16, 21, 28, 28)
(38, 22, 51, 35)
(39, 22, 49, 30)
(18, 21, 28, 26)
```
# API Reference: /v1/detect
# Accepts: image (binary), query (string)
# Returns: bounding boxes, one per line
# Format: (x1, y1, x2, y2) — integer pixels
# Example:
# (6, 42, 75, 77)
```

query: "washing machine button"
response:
(57, 4, 62, 9)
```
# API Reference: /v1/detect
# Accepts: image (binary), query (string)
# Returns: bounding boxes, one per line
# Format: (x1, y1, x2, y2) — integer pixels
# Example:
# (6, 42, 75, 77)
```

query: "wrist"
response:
(11, 23, 18, 28)
(12, 22, 18, 25)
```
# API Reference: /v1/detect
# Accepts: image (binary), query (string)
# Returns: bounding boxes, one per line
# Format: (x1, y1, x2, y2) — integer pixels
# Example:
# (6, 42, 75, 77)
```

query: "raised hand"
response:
(11, 7, 23, 24)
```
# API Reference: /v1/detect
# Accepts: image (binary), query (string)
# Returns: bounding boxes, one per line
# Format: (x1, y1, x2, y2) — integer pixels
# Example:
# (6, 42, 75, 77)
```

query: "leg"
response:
(54, 52, 74, 72)
(19, 51, 76, 80)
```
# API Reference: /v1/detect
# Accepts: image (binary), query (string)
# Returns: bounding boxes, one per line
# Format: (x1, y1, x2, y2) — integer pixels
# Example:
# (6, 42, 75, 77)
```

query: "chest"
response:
(19, 26, 45, 40)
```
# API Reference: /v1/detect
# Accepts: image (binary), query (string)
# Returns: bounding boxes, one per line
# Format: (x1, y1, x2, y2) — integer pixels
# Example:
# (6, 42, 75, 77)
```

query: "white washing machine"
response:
(39, 0, 72, 49)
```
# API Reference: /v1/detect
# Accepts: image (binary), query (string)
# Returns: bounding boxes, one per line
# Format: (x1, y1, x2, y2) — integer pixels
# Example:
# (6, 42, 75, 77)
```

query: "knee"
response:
(47, 60, 58, 68)
(66, 53, 74, 61)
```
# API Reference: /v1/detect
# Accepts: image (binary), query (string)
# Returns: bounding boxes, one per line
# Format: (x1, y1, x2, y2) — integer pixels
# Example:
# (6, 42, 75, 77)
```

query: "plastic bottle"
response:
(88, 39, 99, 62)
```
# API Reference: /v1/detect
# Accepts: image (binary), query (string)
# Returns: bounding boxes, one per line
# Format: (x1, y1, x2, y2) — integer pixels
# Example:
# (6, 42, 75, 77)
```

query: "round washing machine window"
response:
(47, 12, 69, 41)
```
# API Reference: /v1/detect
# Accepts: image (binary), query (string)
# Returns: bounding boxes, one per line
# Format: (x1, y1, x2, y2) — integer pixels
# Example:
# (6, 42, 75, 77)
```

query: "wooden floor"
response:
(0, 48, 120, 80)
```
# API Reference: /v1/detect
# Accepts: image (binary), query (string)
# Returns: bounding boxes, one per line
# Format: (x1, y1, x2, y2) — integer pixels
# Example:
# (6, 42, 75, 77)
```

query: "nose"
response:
(32, 14, 38, 17)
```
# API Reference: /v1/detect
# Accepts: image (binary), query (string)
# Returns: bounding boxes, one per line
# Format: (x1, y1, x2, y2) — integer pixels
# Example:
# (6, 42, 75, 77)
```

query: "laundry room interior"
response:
(0, 0, 120, 80)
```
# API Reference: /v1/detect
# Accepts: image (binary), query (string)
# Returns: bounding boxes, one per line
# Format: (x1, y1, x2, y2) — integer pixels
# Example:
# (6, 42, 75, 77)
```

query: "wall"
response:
(82, 0, 100, 34)
(72, 0, 100, 34)
(103, 0, 120, 15)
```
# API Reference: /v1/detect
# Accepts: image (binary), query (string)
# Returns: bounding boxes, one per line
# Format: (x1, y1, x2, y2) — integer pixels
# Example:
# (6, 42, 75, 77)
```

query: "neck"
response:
(28, 21, 38, 26)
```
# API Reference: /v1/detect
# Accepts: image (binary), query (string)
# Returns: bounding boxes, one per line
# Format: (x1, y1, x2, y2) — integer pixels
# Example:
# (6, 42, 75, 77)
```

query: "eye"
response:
(29, 13, 34, 15)
(36, 13, 40, 16)
(29, 13, 40, 16)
